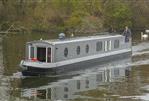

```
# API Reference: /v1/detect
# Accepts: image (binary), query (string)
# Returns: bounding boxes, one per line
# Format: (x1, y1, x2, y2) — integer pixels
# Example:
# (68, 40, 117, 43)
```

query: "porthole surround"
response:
(76, 46, 80, 55)
(64, 48, 68, 57)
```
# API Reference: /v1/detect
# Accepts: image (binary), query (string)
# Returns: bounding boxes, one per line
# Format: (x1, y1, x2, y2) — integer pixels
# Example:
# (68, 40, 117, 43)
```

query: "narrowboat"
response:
(20, 33, 132, 76)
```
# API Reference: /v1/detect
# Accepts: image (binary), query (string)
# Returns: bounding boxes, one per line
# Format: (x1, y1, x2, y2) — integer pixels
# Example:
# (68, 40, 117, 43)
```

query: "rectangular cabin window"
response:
(114, 40, 120, 49)
(37, 47, 46, 62)
(104, 41, 107, 51)
(104, 40, 111, 51)
(29, 46, 34, 59)
(47, 48, 51, 63)
(96, 41, 102, 51)
(107, 40, 112, 51)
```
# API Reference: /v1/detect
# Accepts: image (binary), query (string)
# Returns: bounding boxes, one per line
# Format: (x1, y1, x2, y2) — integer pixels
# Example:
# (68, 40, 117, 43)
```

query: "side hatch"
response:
(37, 47, 46, 62)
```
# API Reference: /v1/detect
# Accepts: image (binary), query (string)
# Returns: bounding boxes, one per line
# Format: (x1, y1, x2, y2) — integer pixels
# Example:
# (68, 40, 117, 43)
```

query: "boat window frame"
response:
(104, 41, 107, 51)
(107, 40, 112, 51)
(47, 47, 52, 63)
(34, 45, 52, 63)
(28, 44, 34, 59)
(36, 47, 47, 62)
(96, 41, 103, 51)
(114, 39, 120, 49)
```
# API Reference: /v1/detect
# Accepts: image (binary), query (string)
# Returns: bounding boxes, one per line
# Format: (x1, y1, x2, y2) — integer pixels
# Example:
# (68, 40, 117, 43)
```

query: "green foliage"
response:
(64, 11, 89, 34)
(103, 0, 132, 30)
(129, 0, 149, 29)
(0, 22, 11, 31)
(0, 0, 148, 34)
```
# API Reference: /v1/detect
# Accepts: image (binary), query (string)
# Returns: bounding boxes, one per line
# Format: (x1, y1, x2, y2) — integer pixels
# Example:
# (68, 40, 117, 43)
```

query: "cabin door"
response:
(37, 47, 52, 62)
(37, 47, 46, 62)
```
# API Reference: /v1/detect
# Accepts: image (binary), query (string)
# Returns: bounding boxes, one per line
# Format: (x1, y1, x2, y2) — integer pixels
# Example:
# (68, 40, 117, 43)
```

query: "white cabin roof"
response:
(29, 34, 122, 45)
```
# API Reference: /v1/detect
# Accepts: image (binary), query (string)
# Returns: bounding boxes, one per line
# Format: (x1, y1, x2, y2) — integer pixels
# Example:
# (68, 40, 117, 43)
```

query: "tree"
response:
(103, 0, 132, 31)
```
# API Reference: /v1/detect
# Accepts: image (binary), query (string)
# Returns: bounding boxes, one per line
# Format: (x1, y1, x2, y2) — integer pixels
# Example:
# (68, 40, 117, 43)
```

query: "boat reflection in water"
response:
(21, 61, 131, 101)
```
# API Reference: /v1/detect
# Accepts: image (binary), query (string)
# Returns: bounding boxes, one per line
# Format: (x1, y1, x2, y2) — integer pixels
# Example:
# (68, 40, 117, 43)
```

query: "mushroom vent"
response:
(59, 33, 65, 40)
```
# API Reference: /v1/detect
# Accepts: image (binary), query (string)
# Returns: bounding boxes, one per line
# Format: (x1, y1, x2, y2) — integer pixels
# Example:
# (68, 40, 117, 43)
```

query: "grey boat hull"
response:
(22, 51, 132, 76)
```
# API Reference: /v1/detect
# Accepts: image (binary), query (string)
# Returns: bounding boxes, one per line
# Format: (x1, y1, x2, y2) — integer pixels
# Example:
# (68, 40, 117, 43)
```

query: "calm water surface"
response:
(0, 33, 149, 101)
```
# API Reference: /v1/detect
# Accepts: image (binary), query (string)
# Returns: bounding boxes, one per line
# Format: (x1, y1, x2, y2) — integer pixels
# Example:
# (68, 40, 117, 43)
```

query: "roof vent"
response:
(59, 33, 65, 40)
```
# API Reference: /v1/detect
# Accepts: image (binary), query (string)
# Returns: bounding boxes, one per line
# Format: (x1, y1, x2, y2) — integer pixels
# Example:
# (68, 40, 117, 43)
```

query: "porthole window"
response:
(96, 42, 102, 51)
(76, 46, 80, 55)
(64, 48, 68, 57)
(86, 44, 89, 53)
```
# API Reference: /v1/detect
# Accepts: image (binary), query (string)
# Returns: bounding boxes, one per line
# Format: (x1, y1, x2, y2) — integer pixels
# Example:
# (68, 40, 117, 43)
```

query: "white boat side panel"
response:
(54, 39, 99, 62)
(56, 48, 131, 67)
(22, 48, 131, 69)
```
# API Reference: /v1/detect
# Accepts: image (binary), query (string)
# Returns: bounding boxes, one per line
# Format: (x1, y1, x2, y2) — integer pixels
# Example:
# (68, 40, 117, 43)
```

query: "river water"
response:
(0, 33, 149, 101)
